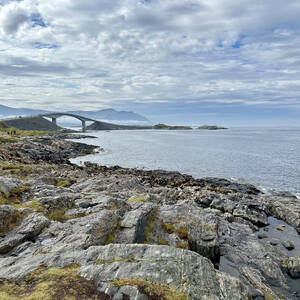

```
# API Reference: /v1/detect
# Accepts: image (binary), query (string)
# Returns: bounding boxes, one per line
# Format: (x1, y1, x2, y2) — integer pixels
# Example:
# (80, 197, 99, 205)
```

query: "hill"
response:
(0, 104, 149, 123)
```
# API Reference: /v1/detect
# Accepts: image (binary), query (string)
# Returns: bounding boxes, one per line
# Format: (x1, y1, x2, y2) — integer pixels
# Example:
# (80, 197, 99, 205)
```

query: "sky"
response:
(0, 0, 300, 126)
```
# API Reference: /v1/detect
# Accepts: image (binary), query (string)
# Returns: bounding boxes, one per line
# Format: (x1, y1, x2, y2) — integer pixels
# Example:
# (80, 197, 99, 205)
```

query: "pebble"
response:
(277, 225, 286, 231)
(258, 233, 268, 239)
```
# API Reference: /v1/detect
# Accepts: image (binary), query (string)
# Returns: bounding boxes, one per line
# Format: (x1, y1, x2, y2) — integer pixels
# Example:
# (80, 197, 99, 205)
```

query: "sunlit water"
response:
(69, 128, 300, 195)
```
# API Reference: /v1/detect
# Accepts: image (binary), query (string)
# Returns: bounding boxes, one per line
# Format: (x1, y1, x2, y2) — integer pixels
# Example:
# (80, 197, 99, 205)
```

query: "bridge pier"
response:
(81, 120, 86, 132)
(51, 117, 57, 125)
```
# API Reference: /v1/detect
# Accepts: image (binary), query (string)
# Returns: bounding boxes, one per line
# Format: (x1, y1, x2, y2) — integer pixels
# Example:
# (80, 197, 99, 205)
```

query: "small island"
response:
(153, 123, 192, 130)
(197, 125, 228, 130)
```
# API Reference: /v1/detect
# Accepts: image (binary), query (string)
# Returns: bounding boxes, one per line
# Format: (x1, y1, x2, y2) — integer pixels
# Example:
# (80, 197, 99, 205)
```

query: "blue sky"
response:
(0, 0, 300, 126)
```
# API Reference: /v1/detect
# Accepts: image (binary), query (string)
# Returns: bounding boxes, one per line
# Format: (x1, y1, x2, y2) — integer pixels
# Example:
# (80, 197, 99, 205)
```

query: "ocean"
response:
(69, 127, 300, 196)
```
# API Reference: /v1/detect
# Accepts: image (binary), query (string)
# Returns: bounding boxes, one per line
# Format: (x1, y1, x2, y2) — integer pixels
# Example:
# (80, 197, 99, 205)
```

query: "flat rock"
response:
(79, 244, 250, 300)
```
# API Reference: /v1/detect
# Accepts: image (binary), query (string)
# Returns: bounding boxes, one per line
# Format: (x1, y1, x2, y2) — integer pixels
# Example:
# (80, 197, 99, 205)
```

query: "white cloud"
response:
(0, 0, 299, 113)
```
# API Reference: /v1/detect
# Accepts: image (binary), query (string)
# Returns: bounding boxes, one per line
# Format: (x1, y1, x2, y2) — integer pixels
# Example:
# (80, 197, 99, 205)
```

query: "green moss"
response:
(157, 238, 169, 245)
(263, 292, 277, 300)
(0, 210, 23, 238)
(105, 232, 115, 245)
(113, 278, 189, 300)
(0, 184, 31, 206)
(95, 255, 135, 264)
(0, 264, 104, 300)
(1, 163, 33, 177)
(14, 199, 45, 213)
(107, 203, 117, 210)
(176, 227, 189, 239)
(46, 209, 86, 222)
(56, 180, 71, 188)
(162, 223, 175, 234)
(145, 208, 159, 243)
(176, 242, 188, 249)
(104, 222, 121, 245)
(128, 197, 148, 204)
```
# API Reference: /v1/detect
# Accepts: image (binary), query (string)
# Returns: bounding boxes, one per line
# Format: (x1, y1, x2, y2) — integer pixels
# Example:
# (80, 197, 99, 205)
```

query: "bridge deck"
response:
(42, 113, 95, 122)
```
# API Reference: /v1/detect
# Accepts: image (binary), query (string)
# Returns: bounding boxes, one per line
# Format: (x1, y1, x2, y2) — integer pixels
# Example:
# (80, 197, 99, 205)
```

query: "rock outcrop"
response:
(0, 134, 299, 299)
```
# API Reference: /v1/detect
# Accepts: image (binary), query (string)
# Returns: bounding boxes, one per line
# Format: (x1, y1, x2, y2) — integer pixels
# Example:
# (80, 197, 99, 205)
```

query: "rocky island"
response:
(0, 130, 299, 299)
(197, 125, 228, 130)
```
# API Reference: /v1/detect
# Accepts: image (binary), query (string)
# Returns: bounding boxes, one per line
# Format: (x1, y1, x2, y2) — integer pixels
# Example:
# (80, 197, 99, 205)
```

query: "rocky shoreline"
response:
(0, 132, 299, 299)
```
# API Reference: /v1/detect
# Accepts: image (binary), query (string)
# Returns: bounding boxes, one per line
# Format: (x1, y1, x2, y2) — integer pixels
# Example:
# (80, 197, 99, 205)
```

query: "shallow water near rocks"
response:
(256, 217, 300, 257)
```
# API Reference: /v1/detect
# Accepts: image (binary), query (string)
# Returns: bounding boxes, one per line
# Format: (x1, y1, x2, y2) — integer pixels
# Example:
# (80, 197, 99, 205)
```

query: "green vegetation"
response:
(113, 278, 189, 300)
(176, 227, 189, 239)
(145, 208, 159, 243)
(95, 255, 135, 264)
(197, 125, 227, 130)
(0, 185, 31, 206)
(153, 124, 192, 130)
(157, 238, 169, 245)
(0, 122, 53, 136)
(162, 223, 175, 234)
(56, 180, 71, 188)
(1, 163, 33, 178)
(0, 210, 23, 238)
(14, 199, 45, 213)
(176, 242, 188, 249)
(162, 223, 189, 239)
(46, 209, 86, 222)
(104, 222, 121, 245)
(107, 203, 117, 210)
(128, 197, 148, 204)
(0, 264, 103, 300)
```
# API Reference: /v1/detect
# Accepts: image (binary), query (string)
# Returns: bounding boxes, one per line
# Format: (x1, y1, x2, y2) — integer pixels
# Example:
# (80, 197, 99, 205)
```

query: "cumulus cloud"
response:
(0, 0, 299, 124)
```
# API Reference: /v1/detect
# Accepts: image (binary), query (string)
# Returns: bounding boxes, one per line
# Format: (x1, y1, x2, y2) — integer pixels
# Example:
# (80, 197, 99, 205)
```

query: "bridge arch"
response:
(42, 113, 96, 132)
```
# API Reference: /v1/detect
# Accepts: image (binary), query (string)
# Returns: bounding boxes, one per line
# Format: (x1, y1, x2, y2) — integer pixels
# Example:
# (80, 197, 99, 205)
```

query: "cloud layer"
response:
(0, 0, 300, 124)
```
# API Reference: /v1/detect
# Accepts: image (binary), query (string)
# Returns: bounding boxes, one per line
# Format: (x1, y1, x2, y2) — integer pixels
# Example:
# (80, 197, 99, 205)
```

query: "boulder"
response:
(0, 213, 50, 254)
(285, 257, 300, 278)
(0, 177, 22, 195)
(0, 205, 16, 234)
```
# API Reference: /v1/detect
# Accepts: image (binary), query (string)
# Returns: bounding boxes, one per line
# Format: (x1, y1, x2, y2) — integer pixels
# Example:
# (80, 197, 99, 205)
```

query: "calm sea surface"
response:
(69, 128, 300, 196)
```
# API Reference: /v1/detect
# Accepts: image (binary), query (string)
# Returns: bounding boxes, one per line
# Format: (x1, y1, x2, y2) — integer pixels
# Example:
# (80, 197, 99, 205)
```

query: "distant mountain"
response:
(67, 108, 150, 122)
(0, 104, 47, 118)
(0, 104, 149, 123)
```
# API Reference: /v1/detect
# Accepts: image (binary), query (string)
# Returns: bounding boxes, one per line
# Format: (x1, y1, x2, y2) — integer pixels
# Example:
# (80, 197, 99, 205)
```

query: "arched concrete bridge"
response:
(42, 113, 96, 132)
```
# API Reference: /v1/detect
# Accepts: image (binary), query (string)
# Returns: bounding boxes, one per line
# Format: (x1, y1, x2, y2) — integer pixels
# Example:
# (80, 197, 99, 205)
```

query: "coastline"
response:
(0, 132, 299, 299)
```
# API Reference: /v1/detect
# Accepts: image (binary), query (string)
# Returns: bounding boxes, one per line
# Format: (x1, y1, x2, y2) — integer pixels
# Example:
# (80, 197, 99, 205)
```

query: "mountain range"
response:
(0, 104, 150, 123)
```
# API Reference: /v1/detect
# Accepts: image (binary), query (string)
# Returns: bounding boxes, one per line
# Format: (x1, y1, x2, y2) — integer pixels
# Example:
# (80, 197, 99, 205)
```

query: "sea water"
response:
(69, 127, 300, 195)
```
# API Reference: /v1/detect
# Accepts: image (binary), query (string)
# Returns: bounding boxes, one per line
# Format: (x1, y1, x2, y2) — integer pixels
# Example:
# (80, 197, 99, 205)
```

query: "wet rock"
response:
(282, 240, 295, 251)
(270, 239, 280, 246)
(284, 257, 300, 278)
(258, 233, 268, 239)
(277, 224, 286, 231)
(197, 177, 261, 195)
(263, 195, 300, 234)
(233, 204, 268, 227)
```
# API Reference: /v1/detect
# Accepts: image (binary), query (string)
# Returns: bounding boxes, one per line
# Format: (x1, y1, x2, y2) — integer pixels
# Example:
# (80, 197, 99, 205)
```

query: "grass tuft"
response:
(113, 277, 189, 300)
(128, 197, 148, 204)
(0, 264, 105, 300)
